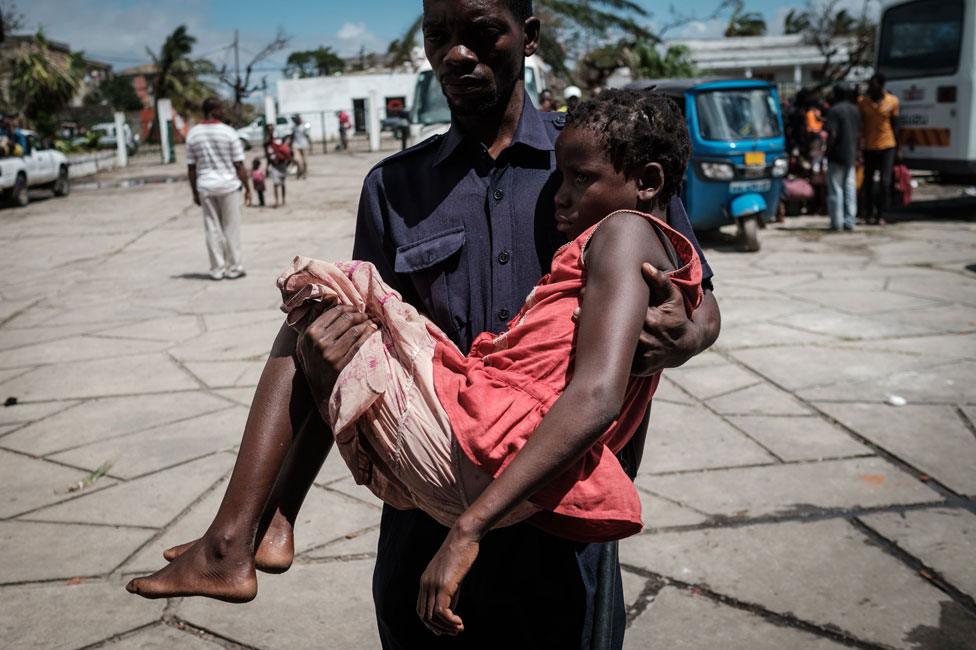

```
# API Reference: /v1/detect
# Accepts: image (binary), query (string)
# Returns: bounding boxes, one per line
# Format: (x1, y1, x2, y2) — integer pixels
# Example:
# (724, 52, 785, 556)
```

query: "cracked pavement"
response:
(1, 149, 975, 649)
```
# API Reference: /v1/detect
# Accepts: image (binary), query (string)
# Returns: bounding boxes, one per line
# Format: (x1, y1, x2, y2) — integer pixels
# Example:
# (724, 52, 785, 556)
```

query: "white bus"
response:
(878, 0, 975, 175)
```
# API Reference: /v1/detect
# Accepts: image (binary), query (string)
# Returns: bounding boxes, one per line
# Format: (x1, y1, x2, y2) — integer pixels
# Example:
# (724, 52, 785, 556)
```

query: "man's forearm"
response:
(187, 165, 198, 198)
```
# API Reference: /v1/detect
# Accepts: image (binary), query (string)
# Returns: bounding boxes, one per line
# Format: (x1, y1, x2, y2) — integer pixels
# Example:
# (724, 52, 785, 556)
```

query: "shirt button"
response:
(498, 251, 510, 265)
(498, 308, 510, 321)
(493, 189, 504, 201)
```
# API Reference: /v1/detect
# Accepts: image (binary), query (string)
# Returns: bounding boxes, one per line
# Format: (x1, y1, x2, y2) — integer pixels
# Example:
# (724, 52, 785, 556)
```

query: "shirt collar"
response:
(433, 89, 554, 168)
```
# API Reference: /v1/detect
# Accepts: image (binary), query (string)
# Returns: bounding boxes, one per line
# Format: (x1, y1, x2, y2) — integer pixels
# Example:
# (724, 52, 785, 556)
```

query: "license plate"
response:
(744, 151, 766, 166)
(730, 180, 771, 194)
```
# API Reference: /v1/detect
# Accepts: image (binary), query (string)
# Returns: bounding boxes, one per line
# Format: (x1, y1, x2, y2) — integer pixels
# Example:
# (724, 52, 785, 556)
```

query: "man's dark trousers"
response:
(862, 147, 895, 219)
(373, 504, 625, 649)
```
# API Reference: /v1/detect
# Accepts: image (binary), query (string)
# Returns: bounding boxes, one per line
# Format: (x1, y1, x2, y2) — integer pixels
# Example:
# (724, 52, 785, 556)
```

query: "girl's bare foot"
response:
(126, 533, 257, 603)
(163, 511, 294, 574)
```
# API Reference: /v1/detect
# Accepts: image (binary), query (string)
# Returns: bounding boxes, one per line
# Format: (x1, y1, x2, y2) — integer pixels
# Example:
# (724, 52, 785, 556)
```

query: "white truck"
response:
(0, 131, 70, 207)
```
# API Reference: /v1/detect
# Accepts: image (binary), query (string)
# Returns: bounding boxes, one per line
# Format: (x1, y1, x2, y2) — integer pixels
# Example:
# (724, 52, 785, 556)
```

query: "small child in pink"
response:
(250, 158, 266, 207)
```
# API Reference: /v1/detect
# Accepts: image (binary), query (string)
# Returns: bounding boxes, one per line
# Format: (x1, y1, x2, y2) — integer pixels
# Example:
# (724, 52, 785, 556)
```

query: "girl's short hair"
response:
(566, 89, 691, 203)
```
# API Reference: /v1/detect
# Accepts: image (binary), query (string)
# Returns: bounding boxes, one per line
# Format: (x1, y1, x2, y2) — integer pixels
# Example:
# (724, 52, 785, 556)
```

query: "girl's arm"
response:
(417, 213, 679, 635)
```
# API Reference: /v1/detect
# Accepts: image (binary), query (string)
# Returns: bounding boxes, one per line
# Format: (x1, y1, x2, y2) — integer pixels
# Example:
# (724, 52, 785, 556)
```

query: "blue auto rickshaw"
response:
(627, 78, 787, 251)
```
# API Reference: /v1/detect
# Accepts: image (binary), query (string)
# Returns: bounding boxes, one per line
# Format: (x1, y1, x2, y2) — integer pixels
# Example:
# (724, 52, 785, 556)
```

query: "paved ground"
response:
(1, 149, 975, 650)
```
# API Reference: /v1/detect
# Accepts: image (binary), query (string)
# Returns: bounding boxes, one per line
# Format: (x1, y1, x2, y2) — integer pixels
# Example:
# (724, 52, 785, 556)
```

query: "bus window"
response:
(411, 70, 451, 126)
(878, 0, 964, 79)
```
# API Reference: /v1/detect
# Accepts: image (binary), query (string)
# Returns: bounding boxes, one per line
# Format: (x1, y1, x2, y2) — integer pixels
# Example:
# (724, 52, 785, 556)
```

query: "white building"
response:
(663, 34, 862, 96)
(277, 72, 418, 142)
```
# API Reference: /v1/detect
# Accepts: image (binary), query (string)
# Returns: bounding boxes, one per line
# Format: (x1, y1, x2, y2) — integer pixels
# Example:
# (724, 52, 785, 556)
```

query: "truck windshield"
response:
(695, 88, 781, 141)
(412, 71, 451, 126)
(878, 0, 964, 79)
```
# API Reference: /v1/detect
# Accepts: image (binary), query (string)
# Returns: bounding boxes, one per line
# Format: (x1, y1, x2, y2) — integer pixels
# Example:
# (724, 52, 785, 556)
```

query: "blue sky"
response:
(23, 0, 812, 72)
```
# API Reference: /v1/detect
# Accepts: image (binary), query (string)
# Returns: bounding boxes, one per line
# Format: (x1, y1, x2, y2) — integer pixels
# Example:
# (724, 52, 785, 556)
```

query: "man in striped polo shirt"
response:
(186, 97, 251, 280)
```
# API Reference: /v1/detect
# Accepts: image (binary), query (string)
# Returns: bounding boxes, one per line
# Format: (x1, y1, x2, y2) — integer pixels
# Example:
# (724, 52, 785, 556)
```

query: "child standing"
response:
(250, 159, 266, 207)
(127, 91, 702, 635)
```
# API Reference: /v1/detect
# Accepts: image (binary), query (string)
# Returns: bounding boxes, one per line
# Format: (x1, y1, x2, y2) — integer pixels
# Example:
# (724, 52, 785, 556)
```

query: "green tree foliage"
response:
(783, 8, 811, 34)
(724, 1, 767, 37)
(391, 0, 652, 80)
(147, 25, 216, 117)
(578, 41, 696, 89)
(8, 31, 83, 137)
(86, 76, 143, 111)
(284, 46, 346, 78)
(788, 0, 876, 87)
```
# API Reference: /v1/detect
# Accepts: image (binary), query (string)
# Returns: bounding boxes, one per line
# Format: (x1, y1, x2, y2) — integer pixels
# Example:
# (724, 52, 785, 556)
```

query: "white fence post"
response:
(114, 112, 128, 168)
(157, 99, 173, 164)
(368, 90, 381, 152)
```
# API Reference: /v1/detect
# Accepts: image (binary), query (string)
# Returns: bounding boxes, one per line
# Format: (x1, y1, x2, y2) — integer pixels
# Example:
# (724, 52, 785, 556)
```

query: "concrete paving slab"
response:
(637, 488, 708, 529)
(49, 407, 247, 479)
(650, 376, 696, 404)
(716, 296, 813, 329)
(774, 307, 941, 339)
(664, 363, 760, 400)
(786, 288, 945, 316)
(303, 525, 380, 560)
(0, 449, 95, 517)
(801, 360, 976, 404)
(26, 452, 233, 527)
(638, 457, 940, 519)
(707, 383, 813, 416)
(1, 391, 229, 456)
(170, 319, 279, 362)
(3, 353, 200, 401)
(0, 579, 165, 650)
(202, 309, 284, 332)
(625, 587, 848, 650)
(860, 508, 976, 601)
(0, 321, 121, 352)
(726, 415, 870, 461)
(0, 399, 78, 426)
(183, 360, 258, 388)
(818, 403, 976, 496)
(619, 519, 976, 649)
(176, 560, 379, 648)
(213, 386, 257, 407)
(844, 332, 976, 360)
(0, 520, 154, 583)
(0, 334, 171, 370)
(640, 401, 775, 474)
(98, 624, 223, 649)
(730, 345, 935, 392)
(888, 272, 976, 308)
(94, 315, 204, 343)
(716, 321, 838, 350)
(621, 569, 646, 611)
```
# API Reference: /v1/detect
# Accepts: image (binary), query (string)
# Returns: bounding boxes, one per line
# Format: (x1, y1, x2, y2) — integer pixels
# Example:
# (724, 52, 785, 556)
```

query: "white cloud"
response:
(337, 22, 368, 41)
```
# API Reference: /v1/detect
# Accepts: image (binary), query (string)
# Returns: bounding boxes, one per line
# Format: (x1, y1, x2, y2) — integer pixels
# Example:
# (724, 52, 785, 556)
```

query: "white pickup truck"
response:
(0, 130, 70, 207)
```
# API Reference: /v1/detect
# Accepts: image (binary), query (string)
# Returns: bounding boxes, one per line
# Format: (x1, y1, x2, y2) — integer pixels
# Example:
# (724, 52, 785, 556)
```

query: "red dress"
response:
(433, 210, 703, 542)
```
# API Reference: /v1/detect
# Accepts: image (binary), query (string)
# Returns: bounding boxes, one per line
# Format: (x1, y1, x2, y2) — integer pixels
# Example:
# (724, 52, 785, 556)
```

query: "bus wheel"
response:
(738, 215, 760, 252)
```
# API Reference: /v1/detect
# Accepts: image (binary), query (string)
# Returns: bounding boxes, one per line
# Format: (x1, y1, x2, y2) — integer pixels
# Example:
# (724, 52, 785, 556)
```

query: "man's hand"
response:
(632, 263, 704, 376)
(416, 525, 480, 637)
(192, 191, 201, 206)
(296, 304, 376, 402)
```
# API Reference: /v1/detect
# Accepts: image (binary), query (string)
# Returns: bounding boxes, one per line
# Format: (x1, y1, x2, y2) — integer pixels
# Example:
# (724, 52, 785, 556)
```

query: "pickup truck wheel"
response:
(10, 173, 28, 207)
(53, 166, 70, 197)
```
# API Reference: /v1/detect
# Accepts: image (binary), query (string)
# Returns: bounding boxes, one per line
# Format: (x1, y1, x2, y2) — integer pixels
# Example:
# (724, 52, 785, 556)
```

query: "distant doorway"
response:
(352, 99, 367, 134)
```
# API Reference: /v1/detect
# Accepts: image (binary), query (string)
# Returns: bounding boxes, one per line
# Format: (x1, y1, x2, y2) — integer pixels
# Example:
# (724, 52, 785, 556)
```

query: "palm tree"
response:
(783, 8, 811, 35)
(147, 25, 215, 118)
(725, 1, 767, 37)
(8, 31, 83, 138)
(388, 0, 653, 79)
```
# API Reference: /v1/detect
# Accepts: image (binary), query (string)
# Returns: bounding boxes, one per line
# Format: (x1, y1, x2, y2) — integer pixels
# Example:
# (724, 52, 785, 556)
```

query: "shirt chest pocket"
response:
(394, 227, 469, 342)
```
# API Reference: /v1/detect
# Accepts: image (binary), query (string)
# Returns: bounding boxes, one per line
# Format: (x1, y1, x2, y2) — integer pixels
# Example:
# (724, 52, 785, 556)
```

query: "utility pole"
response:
(233, 29, 241, 106)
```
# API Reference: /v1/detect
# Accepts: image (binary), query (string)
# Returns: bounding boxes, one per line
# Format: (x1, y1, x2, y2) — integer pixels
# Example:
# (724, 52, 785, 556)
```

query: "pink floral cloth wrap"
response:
(276, 256, 537, 527)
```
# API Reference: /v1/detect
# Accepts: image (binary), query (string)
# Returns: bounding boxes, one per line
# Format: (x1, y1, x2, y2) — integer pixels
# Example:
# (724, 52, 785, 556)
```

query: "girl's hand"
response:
(416, 525, 480, 636)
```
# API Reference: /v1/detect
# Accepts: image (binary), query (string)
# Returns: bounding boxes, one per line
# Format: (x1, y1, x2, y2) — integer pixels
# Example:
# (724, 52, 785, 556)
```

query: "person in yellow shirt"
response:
(858, 73, 900, 225)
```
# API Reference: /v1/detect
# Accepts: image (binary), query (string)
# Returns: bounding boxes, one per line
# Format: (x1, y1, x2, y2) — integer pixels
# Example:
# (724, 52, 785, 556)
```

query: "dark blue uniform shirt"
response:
(354, 94, 712, 352)
(352, 93, 714, 650)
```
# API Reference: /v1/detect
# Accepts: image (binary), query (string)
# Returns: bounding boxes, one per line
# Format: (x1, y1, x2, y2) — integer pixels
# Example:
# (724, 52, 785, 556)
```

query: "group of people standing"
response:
(787, 72, 902, 231)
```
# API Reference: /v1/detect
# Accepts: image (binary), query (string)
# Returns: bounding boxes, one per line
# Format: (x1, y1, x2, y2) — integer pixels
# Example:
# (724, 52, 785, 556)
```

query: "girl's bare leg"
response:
(126, 323, 319, 602)
(160, 408, 332, 573)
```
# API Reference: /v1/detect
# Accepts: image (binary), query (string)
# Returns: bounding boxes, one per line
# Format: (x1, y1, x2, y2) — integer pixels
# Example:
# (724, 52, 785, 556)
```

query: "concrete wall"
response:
(67, 151, 118, 178)
(277, 72, 417, 142)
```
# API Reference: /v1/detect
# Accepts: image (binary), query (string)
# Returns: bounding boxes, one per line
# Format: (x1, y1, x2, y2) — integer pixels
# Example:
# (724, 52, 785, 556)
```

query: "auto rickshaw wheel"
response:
(738, 215, 760, 252)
